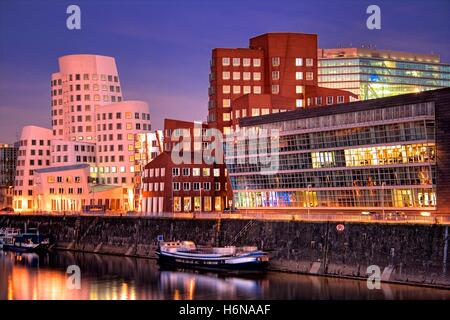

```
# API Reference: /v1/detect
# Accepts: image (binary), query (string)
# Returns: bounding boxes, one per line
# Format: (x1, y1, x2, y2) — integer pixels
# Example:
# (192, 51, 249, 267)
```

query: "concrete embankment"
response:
(1, 214, 449, 288)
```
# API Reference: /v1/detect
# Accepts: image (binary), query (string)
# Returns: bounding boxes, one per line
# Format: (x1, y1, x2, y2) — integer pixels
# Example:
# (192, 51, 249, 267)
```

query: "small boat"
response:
(156, 241, 269, 270)
(1, 228, 50, 252)
(0, 228, 20, 250)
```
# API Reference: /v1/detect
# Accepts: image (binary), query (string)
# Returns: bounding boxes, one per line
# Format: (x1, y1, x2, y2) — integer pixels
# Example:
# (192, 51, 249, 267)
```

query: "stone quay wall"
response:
(1, 214, 449, 288)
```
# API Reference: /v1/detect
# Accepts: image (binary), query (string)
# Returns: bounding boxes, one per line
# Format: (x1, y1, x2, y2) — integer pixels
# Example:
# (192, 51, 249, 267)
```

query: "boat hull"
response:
(2, 243, 49, 253)
(156, 251, 269, 271)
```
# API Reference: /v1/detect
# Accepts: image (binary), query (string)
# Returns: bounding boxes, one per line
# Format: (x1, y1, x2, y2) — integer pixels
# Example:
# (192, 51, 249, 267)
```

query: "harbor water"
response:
(0, 250, 449, 300)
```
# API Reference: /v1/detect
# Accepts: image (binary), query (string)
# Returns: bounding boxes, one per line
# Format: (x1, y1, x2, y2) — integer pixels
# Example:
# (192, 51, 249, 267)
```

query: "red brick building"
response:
(141, 119, 231, 214)
(208, 32, 358, 133)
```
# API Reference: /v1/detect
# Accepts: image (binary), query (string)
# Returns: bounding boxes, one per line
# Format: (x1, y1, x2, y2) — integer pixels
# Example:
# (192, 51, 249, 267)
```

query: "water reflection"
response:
(0, 250, 448, 300)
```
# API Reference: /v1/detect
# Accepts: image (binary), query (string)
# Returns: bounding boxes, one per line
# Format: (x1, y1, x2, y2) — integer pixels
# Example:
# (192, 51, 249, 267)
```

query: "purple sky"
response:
(0, 0, 449, 143)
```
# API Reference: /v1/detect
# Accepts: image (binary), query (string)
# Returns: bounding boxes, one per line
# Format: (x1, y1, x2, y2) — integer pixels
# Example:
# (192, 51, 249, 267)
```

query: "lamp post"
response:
(307, 184, 312, 220)
(381, 182, 386, 219)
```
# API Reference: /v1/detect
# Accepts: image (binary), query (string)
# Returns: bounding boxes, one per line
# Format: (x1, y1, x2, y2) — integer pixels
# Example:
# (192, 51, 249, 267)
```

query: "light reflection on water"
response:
(0, 250, 449, 300)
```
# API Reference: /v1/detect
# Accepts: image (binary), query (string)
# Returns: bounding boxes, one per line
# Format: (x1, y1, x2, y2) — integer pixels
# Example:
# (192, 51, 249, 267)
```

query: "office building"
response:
(225, 88, 450, 216)
(318, 48, 450, 100)
(208, 33, 358, 133)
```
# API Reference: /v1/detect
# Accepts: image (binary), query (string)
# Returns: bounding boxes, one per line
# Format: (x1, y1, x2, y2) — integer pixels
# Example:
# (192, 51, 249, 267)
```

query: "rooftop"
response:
(34, 163, 89, 174)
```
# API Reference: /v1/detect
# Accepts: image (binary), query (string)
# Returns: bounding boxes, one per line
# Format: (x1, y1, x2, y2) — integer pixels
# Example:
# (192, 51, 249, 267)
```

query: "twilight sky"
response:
(0, 0, 449, 143)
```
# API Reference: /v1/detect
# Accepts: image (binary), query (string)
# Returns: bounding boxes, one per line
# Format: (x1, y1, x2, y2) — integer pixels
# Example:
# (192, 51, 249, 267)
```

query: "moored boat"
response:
(1, 228, 50, 252)
(156, 241, 269, 270)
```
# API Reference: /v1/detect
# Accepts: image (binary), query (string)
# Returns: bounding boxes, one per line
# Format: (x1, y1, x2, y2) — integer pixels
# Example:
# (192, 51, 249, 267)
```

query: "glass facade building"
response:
(318, 48, 450, 100)
(225, 88, 450, 215)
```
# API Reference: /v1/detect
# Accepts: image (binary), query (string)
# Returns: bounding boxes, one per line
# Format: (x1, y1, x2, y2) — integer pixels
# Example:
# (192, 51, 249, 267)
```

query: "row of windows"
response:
(172, 196, 223, 212)
(171, 167, 221, 177)
(234, 188, 436, 209)
(235, 121, 434, 158)
(52, 144, 95, 153)
(222, 85, 262, 94)
(96, 122, 151, 131)
(51, 74, 119, 87)
(52, 95, 122, 105)
(247, 103, 434, 134)
(222, 57, 261, 67)
(172, 182, 221, 191)
(19, 139, 50, 147)
(51, 84, 121, 96)
(17, 149, 50, 157)
(221, 57, 314, 68)
(231, 166, 435, 190)
(97, 112, 150, 121)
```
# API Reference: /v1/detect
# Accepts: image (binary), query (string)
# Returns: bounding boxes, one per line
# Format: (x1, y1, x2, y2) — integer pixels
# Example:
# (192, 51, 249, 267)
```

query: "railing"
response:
(1, 210, 449, 225)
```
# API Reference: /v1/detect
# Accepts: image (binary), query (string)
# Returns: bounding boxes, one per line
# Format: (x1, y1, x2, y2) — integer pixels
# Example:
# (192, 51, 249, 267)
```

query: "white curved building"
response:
(14, 54, 160, 213)
(13, 126, 52, 211)
(51, 54, 123, 142)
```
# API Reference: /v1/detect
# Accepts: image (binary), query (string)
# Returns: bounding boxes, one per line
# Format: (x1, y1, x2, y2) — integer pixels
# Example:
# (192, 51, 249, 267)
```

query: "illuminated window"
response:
(223, 99, 231, 108)
(295, 58, 303, 66)
(173, 197, 181, 212)
(253, 72, 261, 81)
(296, 72, 303, 80)
(243, 72, 251, 80)
(232, 72, 240, 80)
(183, 197, 191, 212)
(194, 197, 201, 211)
(253, 58, 261, 67)
(222, 57, 230, 66)
(311, 152, 335, 168)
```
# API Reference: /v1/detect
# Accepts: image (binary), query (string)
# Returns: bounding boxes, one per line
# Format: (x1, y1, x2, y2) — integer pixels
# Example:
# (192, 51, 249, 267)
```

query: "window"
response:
(214, 168, 220, 177)
(202, 168, 210, 176)
(312, 152, 335, 168)
(172, 168, 180, 176)
(203, 182, 211, 191)
(243, 86, 251, 94)
(306, 72, 314, 81)
(232, 72, 240, 80)
(222, 71, 230, 80)
(296, 86, 303, 94)
(183, 197, 191, 212)
(316, 96, 323, 105)
(253, 72, 261, 81)
(193, 168, 200, 176)
(272, 71, 280, 80)
(223, 85, 230, 94)
(295, 58, 303, 66)
(232, 57, 240, 66)
(253, 86, 261, 94)
(223, 99, 231, 108)
(306, 58, 314, 67)
(272, 85, 279, 94)
(326, 96, 333, 105)
(296, 72, 303, 80)
(243, 72, 251, 81)
(183, 182, 191, 191)
(223, 113, 231, 121)
(243, 58, 251, 67)
(173, 197, 181, 212)
(272, 57, 280, 66)
(182, 168, 190, 176)
(233, 85, 241, 94)
(252, 108, 260, 117)
(296, 99, 303, 108)
(222, 57, 230, 66)
(253, 58, 261, 67)
(337, 96, 344, 103)
(173, 182, 180, 191)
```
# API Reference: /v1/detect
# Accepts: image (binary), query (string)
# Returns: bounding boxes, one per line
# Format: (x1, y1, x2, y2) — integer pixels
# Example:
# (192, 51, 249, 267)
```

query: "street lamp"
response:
(307, 184, 312, 220)
(381, 182, 386, 219)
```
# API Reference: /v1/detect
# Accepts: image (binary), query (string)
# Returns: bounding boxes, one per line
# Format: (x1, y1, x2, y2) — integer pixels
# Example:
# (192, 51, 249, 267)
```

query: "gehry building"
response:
(13, 54, 160, 213)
